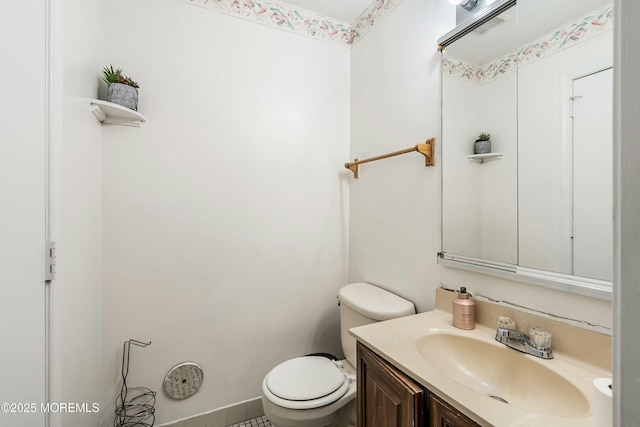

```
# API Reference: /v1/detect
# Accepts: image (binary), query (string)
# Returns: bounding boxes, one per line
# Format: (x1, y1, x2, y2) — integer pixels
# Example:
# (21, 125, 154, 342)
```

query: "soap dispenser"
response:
(452, 287, 475, 330)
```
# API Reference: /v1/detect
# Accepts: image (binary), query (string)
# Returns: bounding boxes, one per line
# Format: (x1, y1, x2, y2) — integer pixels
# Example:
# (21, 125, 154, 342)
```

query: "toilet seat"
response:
(263, 356, 350, 410)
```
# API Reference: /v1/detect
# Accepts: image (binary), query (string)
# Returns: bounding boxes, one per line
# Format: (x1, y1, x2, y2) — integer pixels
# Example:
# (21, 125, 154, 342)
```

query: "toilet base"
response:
(262, 393, 355, 427)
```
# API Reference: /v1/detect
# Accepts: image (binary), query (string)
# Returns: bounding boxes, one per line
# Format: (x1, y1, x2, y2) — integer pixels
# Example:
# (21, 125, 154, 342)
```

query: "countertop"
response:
(349, 309, 611, 427)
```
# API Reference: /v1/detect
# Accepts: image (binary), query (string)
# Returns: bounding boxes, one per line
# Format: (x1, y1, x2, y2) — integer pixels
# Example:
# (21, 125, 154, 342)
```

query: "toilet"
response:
(261, 282, 416, 427)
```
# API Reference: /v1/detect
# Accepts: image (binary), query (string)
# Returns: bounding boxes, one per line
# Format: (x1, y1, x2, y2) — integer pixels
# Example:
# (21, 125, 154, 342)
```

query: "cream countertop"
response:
(349, 292, 611, 427)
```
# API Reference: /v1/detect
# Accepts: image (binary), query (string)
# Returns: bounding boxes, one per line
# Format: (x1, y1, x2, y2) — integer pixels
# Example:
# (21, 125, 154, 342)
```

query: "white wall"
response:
(518, 32, 613, 274)
(349, 0, 612, 328)
(49, 0, 104, 425)
(349, 0, 451, 310)
(442, 76, 482, 257)
(441, 72, 517, 264)
(100, 1, 350, 424)
(479, 73, 517, 263)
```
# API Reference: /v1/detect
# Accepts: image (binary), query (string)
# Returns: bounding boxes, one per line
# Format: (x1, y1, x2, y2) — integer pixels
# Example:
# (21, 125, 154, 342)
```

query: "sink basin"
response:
(416, 333, 590, 418)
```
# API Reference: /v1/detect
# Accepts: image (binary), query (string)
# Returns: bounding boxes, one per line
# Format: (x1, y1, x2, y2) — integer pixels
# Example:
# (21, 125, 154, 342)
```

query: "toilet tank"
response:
(338, 283, 415, 368)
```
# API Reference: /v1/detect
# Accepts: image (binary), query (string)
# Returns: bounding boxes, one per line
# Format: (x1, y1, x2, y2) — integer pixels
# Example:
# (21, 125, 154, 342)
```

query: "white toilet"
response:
(261, 282, 416, 427)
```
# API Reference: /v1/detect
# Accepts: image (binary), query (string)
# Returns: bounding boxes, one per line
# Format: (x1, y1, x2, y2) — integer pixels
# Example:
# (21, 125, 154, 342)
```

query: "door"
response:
(0, 0, 47, 425)
(572, 68, 613, 281)
(430, 393, 480, 427)
(357, 343, 424, 427)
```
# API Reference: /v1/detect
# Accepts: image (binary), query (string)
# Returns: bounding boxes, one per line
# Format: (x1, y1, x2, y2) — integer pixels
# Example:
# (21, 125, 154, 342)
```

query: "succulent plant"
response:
(476, 132, 491, 141)
(102, 65, 140, 89)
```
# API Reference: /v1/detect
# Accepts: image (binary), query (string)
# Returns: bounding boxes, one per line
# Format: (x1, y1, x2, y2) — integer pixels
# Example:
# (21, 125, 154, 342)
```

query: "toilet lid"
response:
(265, 356, 348, 406)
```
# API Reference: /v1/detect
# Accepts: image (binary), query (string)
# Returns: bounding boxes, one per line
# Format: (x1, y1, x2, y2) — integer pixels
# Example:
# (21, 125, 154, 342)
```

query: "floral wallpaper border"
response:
(443, 4, 613, 84)
(182, 0, 405, 46)
(351, 0, 406, 45)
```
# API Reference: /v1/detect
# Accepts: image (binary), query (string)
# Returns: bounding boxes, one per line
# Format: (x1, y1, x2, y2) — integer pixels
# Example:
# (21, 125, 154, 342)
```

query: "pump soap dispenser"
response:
(452, 287, 475, 330)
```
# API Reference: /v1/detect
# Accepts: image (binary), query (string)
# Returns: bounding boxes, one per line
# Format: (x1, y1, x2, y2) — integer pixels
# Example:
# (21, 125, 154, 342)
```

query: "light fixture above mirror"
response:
(440, 0, 516, 42)
(447, 0, 510, 25)
(448, 0, 478, 11)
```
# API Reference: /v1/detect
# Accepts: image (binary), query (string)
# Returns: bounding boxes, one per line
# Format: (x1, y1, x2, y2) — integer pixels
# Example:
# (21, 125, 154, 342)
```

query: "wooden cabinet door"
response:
(429, 393, 480, 427)
(357, 343, 424, 427)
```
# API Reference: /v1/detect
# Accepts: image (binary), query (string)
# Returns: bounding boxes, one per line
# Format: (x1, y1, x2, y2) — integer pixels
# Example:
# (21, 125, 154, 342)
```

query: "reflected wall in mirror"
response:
(516, 2, 613, 281)
(440, 0, 614, 293)
(442, 6, 519, 265)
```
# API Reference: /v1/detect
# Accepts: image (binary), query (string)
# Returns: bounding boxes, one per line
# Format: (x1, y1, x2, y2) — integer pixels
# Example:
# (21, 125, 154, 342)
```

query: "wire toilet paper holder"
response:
(114, 339, 156, 427)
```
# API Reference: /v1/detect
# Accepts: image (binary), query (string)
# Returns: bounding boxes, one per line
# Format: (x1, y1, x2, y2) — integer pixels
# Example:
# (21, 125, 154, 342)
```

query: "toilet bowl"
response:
(261, 283, 415, 427)
(262, 356, 356, 427)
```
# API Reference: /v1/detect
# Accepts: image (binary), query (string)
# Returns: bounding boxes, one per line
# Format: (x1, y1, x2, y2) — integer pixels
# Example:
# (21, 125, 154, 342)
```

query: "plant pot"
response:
(107, 83, 138, 111)
(474, 140, 491, 154)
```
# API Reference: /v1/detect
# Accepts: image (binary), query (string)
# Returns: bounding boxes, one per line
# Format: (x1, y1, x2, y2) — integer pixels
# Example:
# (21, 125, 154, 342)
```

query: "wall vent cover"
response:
(164, 362, 204, 399)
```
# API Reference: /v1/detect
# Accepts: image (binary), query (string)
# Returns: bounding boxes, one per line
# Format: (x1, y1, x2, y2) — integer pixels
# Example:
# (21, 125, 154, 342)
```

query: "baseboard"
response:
(157, 397, 264, 427)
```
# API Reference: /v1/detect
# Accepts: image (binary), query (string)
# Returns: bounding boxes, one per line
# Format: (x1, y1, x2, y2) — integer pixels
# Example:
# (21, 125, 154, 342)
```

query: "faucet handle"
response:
(529, 327, 552, 350)
(497, 316, 515, 330)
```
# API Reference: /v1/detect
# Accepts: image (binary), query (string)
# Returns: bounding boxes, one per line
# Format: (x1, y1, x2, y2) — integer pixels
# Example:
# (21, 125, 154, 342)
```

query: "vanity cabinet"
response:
(357, 342, 481, 427)
(357, 342, 424, 427)
(429, 393, 480, 427)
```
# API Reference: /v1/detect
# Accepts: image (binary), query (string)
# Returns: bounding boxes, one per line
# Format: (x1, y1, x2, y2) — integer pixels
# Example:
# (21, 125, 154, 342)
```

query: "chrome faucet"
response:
(495, 327, 554, 359)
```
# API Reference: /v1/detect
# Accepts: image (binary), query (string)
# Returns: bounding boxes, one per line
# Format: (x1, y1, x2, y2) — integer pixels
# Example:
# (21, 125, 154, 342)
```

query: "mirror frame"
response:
(437, 253, 612, 299)
(437, 0, 613, 301)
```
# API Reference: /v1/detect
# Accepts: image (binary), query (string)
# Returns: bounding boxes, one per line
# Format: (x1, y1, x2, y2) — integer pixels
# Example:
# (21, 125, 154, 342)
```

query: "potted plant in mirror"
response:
(102, 65, 140, 111)
(474, 132, 491, 154)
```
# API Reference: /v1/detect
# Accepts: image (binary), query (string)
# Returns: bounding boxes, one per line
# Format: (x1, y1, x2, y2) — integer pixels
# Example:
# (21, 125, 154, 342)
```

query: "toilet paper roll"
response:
(593, 377, 613, 427)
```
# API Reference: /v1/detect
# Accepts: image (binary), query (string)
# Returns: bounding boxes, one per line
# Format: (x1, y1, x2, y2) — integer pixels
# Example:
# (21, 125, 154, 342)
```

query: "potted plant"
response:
(474, 132, 491, 154)
(102, 65, 140, 111)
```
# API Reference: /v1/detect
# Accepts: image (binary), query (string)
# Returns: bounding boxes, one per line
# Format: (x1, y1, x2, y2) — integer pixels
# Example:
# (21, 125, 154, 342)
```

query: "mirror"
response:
(439, 0, 614, 298)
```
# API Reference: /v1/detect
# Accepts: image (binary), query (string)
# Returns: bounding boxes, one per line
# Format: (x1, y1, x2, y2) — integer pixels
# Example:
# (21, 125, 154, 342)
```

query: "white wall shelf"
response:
(467, 153, 503, 163)
(90, 99, 146, 127)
